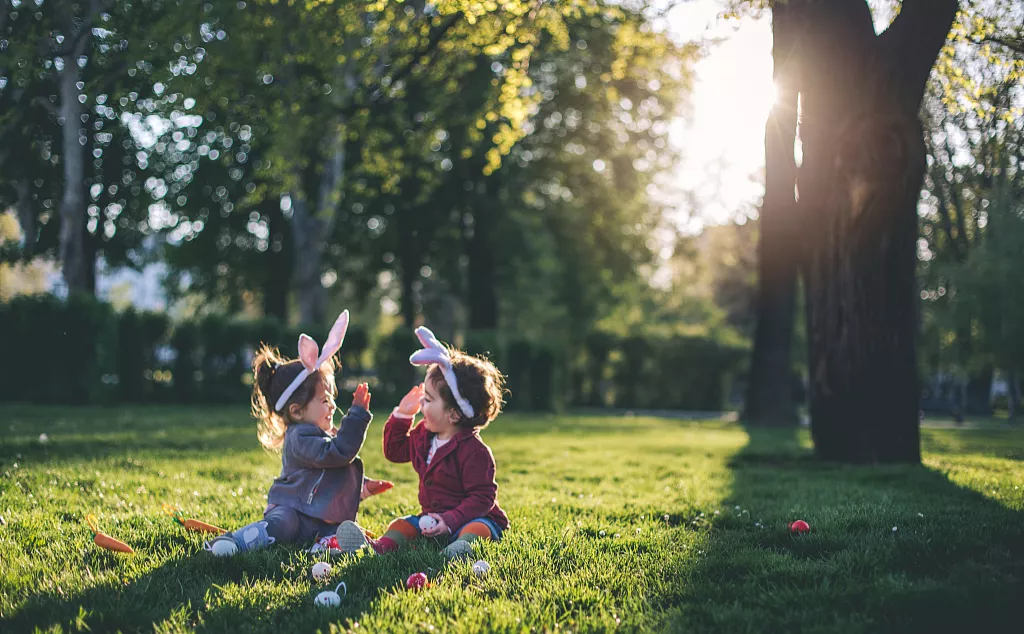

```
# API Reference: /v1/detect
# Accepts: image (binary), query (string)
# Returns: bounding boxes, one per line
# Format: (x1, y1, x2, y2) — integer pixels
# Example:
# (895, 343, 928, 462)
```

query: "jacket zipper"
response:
(308, 470, 325, 504)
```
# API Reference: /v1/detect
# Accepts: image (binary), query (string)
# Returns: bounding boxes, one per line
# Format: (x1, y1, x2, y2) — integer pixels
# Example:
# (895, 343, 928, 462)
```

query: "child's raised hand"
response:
(352, 382, 371, 410)
(397, 384, 424, 417)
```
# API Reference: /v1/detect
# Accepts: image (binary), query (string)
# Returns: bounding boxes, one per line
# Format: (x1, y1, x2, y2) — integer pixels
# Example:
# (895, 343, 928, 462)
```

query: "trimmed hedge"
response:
(0, 294, 117, 405)
(0, 295, 367, 405)
(0, 296, 745, 411)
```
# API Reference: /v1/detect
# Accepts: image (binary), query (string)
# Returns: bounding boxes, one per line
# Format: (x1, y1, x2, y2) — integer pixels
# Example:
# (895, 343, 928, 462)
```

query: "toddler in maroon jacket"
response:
(335, 326, 508, 559)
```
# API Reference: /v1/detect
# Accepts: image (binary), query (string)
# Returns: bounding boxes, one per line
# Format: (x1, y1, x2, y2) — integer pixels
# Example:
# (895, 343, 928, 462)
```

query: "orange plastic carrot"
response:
(86, 514, 134, 553)
(182, 518, 227, 534)
(163, 503, 226, 534)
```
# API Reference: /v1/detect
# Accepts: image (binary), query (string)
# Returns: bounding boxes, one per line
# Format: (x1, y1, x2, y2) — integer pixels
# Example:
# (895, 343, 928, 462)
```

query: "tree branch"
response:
(33, 95, 60, 117)
(91, 60, 129, 97)
(0, 1, 10, 36)
(879, 0, 960, 109)
(337, 12, 461, 118)
(978, 35, 1024, 55)
(54, 0, 108, 58)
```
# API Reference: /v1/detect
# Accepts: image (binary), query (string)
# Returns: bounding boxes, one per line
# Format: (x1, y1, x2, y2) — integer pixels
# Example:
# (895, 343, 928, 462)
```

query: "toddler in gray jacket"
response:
(207, 310, 390, 556)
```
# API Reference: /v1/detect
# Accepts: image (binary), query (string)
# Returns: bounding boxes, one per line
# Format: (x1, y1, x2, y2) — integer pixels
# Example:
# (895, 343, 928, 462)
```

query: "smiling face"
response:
(419, 372, 460, 439)
(293, 377, 337, 432)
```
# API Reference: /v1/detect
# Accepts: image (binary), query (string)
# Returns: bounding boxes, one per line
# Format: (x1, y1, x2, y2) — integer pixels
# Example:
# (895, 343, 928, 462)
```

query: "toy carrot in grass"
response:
(163, 503, 226, 535)
(86, 514, 134, 553)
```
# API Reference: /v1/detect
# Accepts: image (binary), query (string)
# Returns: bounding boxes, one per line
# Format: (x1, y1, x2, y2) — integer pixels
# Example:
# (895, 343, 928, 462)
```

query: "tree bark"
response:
(798, 0, 958, 464)
(466, 178, 499, 330)
(743, 4, 800, 426)
(289, 190, 327, 326)
(397, 208, 421, 327)
(15, 178, 36, 256)
(58, 52, 90, 295)
(263, 196, 292, 321)
(1008, 370, 1021, 420)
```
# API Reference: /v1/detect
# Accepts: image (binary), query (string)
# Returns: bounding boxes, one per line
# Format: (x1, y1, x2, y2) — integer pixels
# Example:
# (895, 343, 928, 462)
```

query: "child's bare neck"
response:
(435, 428, 457, 441)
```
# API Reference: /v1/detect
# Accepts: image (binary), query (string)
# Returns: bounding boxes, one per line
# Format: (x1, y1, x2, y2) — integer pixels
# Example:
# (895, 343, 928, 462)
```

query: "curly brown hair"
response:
(251, 343, 337, 451)
(426, 348, 505, 430)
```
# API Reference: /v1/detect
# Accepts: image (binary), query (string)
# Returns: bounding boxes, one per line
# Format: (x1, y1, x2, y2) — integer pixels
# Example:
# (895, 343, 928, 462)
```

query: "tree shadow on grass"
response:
(0, 405, 257, 467)
(662, 424, 1024, 633)
(0, 539, 425, 633)
(2, 530, 462, 633)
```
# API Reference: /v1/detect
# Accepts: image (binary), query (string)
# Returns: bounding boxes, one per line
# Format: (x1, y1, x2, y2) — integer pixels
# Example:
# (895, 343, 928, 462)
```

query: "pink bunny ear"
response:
(317, 310, 349, 366)
(297, 334, 319, 372)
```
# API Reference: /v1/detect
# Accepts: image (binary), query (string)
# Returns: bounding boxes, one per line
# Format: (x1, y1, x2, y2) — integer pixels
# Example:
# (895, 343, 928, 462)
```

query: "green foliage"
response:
(117, 308, 172, 403)
(373, 328, 420, 405)
(503, 340, 534, 411)
(0, 294, 117, 404)
(171, 320, 201, 403)
(528, 344, 558, 412)
(463, 329, 504, 369)
(0, 0, 195, 273)
(919, 46, 1023, 403)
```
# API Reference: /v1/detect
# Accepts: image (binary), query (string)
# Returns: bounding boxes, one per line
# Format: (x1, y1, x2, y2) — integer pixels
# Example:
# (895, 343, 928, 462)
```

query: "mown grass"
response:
(1, 405, 1021, 633)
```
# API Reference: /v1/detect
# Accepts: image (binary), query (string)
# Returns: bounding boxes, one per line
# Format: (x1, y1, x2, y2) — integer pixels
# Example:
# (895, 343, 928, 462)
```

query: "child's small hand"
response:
(397, 384, 424, 417)
(420, 513, 449, 538)
(352, 382, 371, 410)
(360, 478, 394, 500)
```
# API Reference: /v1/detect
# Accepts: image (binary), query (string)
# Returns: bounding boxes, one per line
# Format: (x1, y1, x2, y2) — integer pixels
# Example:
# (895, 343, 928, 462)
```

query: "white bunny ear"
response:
(410, 348, 447, 367)
(317, 310, 349, 366)
(414, 326, 444, 351)
(297, 334, 319, 372)
(408, 325, 475, 418)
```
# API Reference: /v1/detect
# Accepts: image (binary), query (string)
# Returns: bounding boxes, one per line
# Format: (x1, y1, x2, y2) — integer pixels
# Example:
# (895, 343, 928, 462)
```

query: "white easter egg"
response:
(311, 562, 332, 581)
(314, 590, 340, 607)
(419, 515, 438, 531)
(314, 582, 347, 608)
(472, 559, 491, 577)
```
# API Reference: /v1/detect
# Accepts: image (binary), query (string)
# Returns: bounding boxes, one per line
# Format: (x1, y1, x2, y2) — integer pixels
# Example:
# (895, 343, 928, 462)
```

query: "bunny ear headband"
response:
(274, 310, 349, 412)
(409, 326, 475, 418)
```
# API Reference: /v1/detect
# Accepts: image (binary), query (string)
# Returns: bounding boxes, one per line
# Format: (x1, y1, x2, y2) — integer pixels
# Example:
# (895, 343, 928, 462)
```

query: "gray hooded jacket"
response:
(266, 406, 371, 524)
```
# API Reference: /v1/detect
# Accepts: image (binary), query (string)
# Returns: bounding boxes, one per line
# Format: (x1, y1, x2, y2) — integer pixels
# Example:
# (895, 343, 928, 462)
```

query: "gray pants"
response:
(263, 504, 338, 545)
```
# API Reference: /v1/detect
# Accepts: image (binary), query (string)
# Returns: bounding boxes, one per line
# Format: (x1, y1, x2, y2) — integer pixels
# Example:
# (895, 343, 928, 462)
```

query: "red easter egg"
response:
(406, 572, 428, 590)
(789, 520, 810, 534)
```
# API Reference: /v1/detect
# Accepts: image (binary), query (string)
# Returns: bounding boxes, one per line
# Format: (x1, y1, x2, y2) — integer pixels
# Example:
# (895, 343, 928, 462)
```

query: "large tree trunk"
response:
(263, 196, 292, 321)
(286, 54, 351, 326)
(289, 191, 327, 326)
(58, 54, 91, 295)
(966, 367, 993, 415)
(397, 210, 421, 327)
(15, 178, 36, 256)
(743, 4, 800, 426)
(798, 0, 958, 464)
(1008, 370, 1021, 420)
(466, 178, 499, 330)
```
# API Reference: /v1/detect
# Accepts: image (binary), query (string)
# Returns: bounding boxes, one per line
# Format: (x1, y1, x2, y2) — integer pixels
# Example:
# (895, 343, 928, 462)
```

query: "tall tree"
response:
(796, 0, 959, 463)
(1, 0, 189, 293)
(743, 2, 800, 426)
(153, 0, 589, 326)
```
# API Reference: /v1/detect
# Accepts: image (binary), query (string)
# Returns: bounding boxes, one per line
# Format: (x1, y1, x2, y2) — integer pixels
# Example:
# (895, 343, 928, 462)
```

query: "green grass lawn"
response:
(1, 405, 1022, 633)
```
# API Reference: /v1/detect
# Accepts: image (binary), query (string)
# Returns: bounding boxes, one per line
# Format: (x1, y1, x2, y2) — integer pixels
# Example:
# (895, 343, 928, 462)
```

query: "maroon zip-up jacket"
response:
(382, 412, 509, 531)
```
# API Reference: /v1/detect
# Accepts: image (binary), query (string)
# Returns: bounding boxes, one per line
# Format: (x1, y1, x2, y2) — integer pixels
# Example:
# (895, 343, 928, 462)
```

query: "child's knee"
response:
(457, 520, 495, 541)
(263, 506, 301, 543)
(387, 516, 420, 539)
